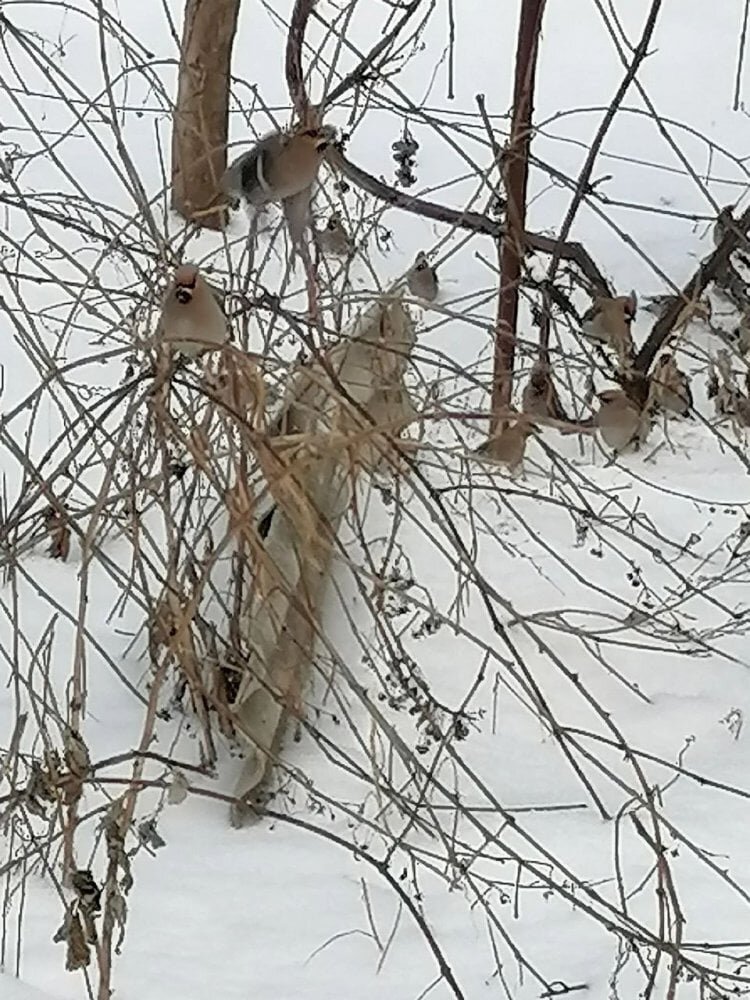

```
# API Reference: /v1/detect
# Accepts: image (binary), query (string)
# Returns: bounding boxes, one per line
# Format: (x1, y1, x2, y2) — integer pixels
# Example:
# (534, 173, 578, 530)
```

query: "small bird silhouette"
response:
(521, 361, 566, 422)
(407, 251, 439, 302)
(648, 353, 692, 417)
(581, 291, 637, 368)
(316, 212, 352, 256)
(158, 264, 228, 359)
(474, 414, 537, 473)
(596, 389, 647, 453)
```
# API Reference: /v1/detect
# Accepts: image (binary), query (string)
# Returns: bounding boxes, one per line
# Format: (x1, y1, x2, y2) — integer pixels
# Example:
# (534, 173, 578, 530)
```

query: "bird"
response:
(157, 264, 229, 359)
(648, 353, 692, 417)
(222, 125, 336, 209)
(222, 125, 336, 260)
(473, 414, 537, 473)
(595, 389, 647, 453)
(581, 291, 637, 367)
(406, 252, 439, 302)
(521, 361, 566, 422)
(316, 212, 352, 256)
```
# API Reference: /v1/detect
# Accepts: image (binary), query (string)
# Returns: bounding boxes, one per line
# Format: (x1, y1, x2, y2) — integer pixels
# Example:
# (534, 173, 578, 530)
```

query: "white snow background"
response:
(1, 1, 750, 998)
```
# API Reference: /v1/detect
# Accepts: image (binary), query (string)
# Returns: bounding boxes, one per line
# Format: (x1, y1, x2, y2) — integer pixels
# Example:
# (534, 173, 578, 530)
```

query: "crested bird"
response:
(596, 389, 647, 454)
(581, 291, 637, 368)
(222, 125, 336, 259)
(407, 251, 439, 302)
(648, 353, 692, 417)
(316, 212, 352, 257)
(158, 264, 229, 359)
(222, 125, 335, 208)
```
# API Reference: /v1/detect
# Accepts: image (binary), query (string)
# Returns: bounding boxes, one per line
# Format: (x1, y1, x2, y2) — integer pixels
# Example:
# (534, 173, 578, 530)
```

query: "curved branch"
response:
(327, 146, 609, 292)
(634, 203, 750, 375)
(285, 0, 315, 122)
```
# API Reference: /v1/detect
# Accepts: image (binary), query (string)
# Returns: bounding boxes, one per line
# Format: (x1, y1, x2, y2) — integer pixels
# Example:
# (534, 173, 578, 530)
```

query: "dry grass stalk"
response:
(229, 297, 417, 819)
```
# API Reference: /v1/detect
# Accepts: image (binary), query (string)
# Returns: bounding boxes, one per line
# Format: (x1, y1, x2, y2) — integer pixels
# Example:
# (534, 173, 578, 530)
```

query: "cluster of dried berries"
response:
(392, 123, 418, 188)
(378, 654, 471, 754)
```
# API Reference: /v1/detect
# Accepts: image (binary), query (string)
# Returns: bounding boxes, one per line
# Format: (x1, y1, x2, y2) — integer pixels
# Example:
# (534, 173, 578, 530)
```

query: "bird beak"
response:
(313, 124, 338, 150)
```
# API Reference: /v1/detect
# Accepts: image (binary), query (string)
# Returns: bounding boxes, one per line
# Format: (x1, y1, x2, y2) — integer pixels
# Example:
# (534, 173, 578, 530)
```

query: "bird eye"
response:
(176, 288, 192, 304)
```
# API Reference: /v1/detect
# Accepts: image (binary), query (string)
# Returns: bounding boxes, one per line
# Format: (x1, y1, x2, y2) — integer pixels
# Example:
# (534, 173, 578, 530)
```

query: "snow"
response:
(2, 1, 750, 998)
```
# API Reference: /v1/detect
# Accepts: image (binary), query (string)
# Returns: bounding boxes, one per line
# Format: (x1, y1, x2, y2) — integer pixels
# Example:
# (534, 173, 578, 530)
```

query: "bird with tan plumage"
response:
(406, 251, 439, 303)
(473, 412, 538, 475)
(581, 290, 637, 371)
(595, 389, 649, 455)
(647, 353, 693, 418)
(157, 264, 229, 359)
(315, 212, 353, 258)
(222, 124, 336, 257)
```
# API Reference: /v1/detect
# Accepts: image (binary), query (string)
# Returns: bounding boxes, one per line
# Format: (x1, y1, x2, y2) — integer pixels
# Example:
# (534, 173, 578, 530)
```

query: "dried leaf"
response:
(167, 769, 189, 806)
(65, 912, 90, 971)
(81, 908, 98, 946)
(110, 887, 128, 955)
(64, 728, 91, 780)
(44, 507, 71, 561)
(71, 868, 101, 914)
(60, 773, 84, 806)
(137, 818, 166, 850)
(104, 801, 126, 861)
(52, 906, 73, 944)
(120, 856, 134, 895)
(26, 759, 57, 816)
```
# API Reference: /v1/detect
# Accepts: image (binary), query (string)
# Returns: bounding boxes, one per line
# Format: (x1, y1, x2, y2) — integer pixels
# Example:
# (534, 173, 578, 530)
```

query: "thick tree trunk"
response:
(171, 0, 240, 230)
(489, 0, 546, 434)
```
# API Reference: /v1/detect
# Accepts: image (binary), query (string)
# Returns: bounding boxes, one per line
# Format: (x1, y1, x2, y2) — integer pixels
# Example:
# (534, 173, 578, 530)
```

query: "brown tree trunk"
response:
(171, 0, 240, 230)
(489, 0, 546, 435)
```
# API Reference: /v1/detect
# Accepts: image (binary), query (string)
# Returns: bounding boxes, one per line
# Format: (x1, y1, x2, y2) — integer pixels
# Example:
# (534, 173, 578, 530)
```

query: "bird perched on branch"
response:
(407, 251, 439, 302)
(157, 264, 228, 359)
(595, 389, 647, 454)
(581, 291, 637, 368)
(521, 360, 567, 422)
(222, 125, 336, 208)
(473, 413, 537, 474)
(648, 353, 692, 417)
(222, 125, 336, 257)
(315, 212, 352, 257)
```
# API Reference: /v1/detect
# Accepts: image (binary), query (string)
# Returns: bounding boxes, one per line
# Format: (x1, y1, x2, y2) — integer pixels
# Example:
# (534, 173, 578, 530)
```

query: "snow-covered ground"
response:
(2, 1, 750, 998)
